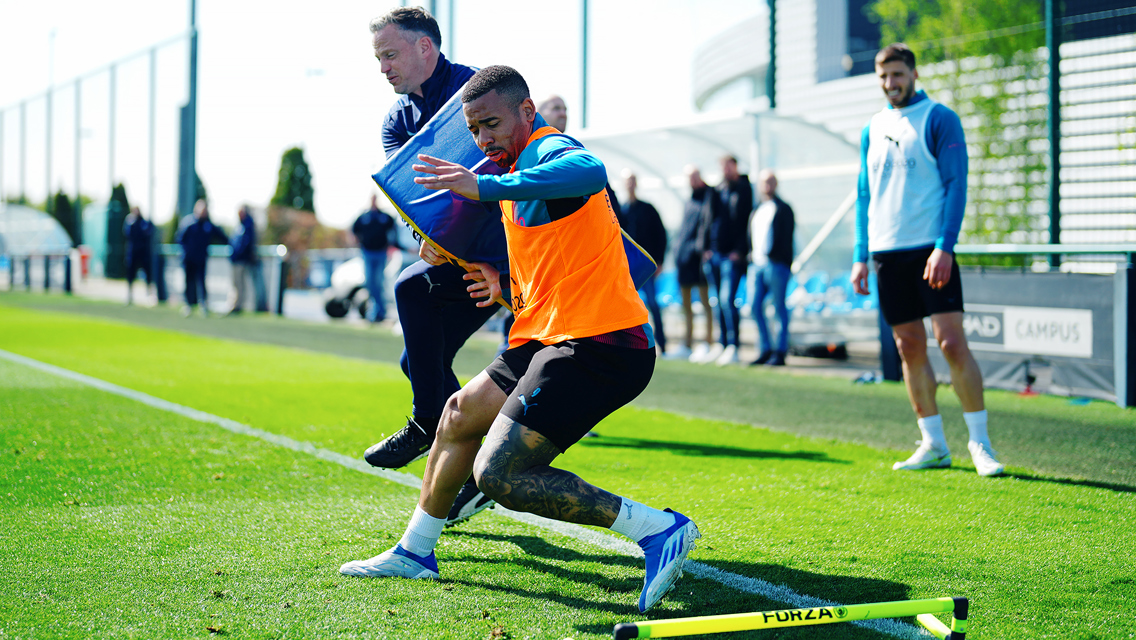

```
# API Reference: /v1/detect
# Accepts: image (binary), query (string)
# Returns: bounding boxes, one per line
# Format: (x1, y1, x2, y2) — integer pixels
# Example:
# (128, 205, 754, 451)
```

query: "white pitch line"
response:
(0, 348, 929, 639)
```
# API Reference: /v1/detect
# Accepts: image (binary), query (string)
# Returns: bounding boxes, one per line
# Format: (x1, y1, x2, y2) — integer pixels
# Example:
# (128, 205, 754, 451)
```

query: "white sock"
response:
(609, 498, 674, 544)
(964, 410, 990, 447)
(397, 506, 445, 557)
(916, 415, 948, 452)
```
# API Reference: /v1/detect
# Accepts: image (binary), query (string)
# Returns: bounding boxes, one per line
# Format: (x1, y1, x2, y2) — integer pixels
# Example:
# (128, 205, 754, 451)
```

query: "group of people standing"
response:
(668, 158, 797, 367)
(122, 199, 265, 317)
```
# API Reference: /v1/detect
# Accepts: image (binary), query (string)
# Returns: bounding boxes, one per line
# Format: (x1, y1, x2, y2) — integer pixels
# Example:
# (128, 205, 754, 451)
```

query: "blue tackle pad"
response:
(371, 88, 656, 289)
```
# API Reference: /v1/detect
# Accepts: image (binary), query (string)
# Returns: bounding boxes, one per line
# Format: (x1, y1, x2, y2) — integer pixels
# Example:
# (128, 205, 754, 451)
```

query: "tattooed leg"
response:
(472, 415, 622, 528)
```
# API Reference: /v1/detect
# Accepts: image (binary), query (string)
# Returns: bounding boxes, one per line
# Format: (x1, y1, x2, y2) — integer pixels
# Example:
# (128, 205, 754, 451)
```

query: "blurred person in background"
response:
(176, 199, 228, 317)
(363, 6, 505, 525)
(352, 195, 398, 323)
(701, 155, 752, 366)
(123, 206, 154, 306)
(537, 95, 567, 132)
(622, 170, 668, 355)
(669, 165, 716, 361)
(748, 169, 795, 367)
(227, 204, 258, 316)
(852, 43, 1002, 477)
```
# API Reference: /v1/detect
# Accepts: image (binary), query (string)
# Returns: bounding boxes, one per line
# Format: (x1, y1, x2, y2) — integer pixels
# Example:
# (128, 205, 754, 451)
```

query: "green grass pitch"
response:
(0, 298, 1133, 639)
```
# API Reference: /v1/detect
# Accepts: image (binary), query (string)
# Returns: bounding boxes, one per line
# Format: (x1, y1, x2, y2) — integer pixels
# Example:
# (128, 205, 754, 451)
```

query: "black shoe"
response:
(363, 416, 438, 469)
(765, 352, 787, 367)
(749, 351, 773, 366)
(445, 476, 495, 527)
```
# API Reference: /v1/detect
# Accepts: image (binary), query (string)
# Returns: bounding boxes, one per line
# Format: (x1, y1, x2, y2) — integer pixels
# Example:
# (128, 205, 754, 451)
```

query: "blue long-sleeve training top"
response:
(476, 114, 608, 228)
(854, 90, 968, 264)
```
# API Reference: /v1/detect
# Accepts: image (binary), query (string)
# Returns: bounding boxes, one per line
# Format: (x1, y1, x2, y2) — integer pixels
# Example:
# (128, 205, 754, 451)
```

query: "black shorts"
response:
(874, 246, 964, 326)
(485, 337, 655, 453)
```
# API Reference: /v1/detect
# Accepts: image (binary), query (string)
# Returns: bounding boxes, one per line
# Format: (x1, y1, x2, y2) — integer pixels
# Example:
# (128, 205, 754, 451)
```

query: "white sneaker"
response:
(968, 441, 1005, 476)
(892, 441, 951, 471)
(663, 345, 692, 360)
(715, 345, 739, 366)
(688, 343, 709, 363)
(699, 343, 725, 365)
(339, 544, 439, 579)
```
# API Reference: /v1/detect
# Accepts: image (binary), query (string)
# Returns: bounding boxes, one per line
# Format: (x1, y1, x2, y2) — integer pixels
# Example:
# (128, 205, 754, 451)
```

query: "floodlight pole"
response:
(447, 0, 454, 60)
(178, 0, 200, 219)
(47, 30, 54, 204)
(19, 102, 26, 199)
(1046, 0, 1062, 268)
(766, 0, 776, 110)
(75, 78, 82, 244)
(188, 0, 198, 195)
(74, 79, 81, 210)
(46, 90, 53, 203)
(0, 108, 4, 203)
(109, 64, 116, 191)
(149, 47, 157, 219)
(581, 0, 589, 129)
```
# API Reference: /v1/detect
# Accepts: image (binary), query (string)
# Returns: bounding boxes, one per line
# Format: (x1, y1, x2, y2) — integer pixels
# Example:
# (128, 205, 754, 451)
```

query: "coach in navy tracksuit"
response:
(123, 206, 154, 305)
(362, 7, 509, 506)
(176, 200, 228, 317)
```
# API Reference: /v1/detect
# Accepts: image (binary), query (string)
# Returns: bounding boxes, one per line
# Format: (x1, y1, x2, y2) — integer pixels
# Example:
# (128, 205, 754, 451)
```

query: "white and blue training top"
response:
(853, 90, 968, 264)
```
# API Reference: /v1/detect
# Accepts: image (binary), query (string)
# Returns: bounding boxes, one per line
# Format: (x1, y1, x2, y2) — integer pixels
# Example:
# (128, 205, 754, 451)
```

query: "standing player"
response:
(851, 43, 1003, 476)
(340, 66, 699, 613)
(363, 7, 505, 523)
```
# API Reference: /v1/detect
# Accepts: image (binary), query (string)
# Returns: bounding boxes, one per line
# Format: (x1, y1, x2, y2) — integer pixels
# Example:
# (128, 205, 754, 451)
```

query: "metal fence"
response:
(913, 30, 1136, 259)
(2, 244, 289, 316)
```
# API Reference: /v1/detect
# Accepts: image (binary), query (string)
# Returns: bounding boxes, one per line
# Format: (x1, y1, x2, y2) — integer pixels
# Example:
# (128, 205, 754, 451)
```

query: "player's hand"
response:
(851, 262, 871, 295)
(923, 248, 953, 290)
(463, 262, 502, 307)
(418, 240, 449, 266)
(413, 154, 480, 200)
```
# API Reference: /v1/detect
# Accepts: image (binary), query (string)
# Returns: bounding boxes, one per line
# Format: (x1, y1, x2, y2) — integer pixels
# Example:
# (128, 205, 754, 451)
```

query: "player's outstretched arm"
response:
(413, 154, 480, 200)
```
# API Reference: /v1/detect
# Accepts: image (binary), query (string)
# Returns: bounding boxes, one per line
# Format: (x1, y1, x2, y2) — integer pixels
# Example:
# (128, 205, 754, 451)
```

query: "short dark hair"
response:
(461, 65, 530, 109)
(876, 43, 916, 69)
(369, 6, 442, 49)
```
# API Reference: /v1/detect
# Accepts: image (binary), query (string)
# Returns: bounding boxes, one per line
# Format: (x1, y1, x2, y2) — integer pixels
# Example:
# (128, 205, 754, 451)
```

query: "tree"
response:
(271, 147, 315, 213)
(194, 172, 208, 207)
(105, 183, 131, 279)
(47, 190, 80, 247)
(869, 0, 1047, 266)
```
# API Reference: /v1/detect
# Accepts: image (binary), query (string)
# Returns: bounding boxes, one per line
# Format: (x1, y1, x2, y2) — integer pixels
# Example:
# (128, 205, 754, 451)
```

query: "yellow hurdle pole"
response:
(613, 597, 969, 639)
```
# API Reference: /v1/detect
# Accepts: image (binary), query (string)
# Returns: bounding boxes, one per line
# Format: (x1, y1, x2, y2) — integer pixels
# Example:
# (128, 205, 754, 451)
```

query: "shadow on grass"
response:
(577, 435, 851, 464)
(1005, 472, 1136, 494)
(445, 532, 912, 639)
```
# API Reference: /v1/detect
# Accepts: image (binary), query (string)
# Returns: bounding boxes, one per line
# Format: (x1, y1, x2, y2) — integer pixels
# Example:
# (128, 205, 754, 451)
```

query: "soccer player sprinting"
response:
(851, 43, 1004, 477)
(340, 66, 699, 612)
